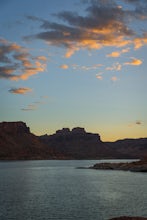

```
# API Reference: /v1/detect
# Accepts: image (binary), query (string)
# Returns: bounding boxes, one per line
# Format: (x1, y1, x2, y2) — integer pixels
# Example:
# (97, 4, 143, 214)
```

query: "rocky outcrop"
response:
(109, 217, 147, 220)
(0, 121, 54, 160)
(90, 160, 147, 172)
(0, 121, 30, 135)
(39, 127, 116, 159)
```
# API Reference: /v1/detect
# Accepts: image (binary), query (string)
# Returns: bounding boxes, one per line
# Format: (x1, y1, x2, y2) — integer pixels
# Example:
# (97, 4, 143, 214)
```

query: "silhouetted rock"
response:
(56, 128, 70, 135)
(107, 138, 147, 159)
(0, 121, 30, 135)
(71, 127, 86, 134)
(109, 217, 147, 220)
(0, 121, 147, 160)
(39, 127, 113, 159)
(90, 160, 147, 172)
(0, 121, 54, 160)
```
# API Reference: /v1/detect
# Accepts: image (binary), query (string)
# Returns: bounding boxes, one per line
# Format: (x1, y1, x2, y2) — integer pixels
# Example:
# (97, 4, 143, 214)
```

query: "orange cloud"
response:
(0, 38, 47, 81)
(25, 1, 147, 58)
(96, 74, 103, 80)
(124, 57, 143, 66)
(25, 3, 139, 57)
(9, 87, 32, 94)
(107, 48, 130, 57)
(107, 51, 121, 58)
(60, 64, 69, 69)
(65, 46, 79, 58)
(133, 34, 147, 49)
(37, 56, 47, 61)
(19, 61, 46, 80)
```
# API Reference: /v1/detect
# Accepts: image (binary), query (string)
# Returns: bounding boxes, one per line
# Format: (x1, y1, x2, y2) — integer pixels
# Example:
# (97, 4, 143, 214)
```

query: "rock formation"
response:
(0, 121, 147, 160)
(109, 217, 147, 220)
(0, 121, 30, 134)
(107, 138, 147, 159)
(90, 159, 147, 172)
(0, 121, 53, 160)
(39, 127, 115, 159)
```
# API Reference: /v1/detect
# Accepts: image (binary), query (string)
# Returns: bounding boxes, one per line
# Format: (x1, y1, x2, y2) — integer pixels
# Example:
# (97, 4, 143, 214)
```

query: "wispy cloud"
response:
(0, 38, 47, 81)
(9, 87, 32, 94)
(25, 1, 147, 57)
(128, 120, 143, 127)
(96, 72, 103, 80)
(111, 76, 119, 82)
(106, 62, 122, 71)
(124, 57, 143, 66)
(21, 104, 37, 111)
(72, 63, 103, 71)
(60, 64, 69, 69)
(107, 48, 130, 58)
(136, 120, 142, 125)
(21, 95, 49, 111)
(96, 75, 103, 80)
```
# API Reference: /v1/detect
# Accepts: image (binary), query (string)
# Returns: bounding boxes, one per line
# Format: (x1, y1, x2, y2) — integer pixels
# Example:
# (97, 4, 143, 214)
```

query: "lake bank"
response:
(90, 160, 147, 172)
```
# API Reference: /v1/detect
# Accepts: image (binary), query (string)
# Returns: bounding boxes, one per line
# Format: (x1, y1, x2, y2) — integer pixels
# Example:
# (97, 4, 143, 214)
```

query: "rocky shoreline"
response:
(109, 217, 147, 220)
(90, 160, 147, 172)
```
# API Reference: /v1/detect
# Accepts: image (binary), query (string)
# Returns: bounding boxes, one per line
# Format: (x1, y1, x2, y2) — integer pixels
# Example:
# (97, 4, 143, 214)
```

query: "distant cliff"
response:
(0, 121, 147, 160)
(39, 127, 114, 159)
(0, 121, 54, 160)
(107, 138, 147, 159)
(0, 121, 30, 134)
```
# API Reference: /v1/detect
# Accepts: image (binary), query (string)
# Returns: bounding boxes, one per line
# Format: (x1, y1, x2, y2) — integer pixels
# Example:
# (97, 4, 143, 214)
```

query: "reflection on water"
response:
(0, 160, 147, 220)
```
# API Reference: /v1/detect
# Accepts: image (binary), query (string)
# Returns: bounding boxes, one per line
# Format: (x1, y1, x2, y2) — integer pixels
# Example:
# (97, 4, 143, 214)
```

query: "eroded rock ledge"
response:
(90, 160, 147, 172)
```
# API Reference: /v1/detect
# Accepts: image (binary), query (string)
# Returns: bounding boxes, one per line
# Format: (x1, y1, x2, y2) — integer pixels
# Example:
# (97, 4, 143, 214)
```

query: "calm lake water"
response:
(0, 160, 147, 220)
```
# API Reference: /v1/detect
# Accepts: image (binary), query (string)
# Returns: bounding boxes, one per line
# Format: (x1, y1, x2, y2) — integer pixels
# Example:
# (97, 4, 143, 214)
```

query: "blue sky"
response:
(0, 0, 147, 141)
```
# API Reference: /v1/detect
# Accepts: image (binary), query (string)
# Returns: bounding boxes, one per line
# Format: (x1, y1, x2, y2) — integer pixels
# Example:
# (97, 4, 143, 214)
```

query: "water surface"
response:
(0, 160, 147, 220)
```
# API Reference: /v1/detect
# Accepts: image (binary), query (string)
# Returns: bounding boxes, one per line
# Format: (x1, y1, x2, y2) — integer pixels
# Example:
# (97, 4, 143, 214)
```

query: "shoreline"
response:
(89, 159, 147, 172)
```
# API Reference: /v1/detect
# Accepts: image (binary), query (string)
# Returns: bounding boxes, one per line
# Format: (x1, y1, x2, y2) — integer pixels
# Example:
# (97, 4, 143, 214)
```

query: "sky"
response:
(0, 0, 147, 141)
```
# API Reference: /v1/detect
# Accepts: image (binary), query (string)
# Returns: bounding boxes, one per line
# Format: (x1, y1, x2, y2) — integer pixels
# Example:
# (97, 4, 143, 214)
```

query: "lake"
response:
(0, 160, 147, 220)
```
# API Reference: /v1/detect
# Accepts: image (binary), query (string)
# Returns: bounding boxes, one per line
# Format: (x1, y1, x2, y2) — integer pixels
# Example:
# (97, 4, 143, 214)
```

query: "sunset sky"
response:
(0, 0, 147, 141)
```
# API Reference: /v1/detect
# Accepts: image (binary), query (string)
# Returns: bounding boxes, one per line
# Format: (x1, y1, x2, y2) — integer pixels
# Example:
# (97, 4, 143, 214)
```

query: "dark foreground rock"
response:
(90, 160, 147, 172)
(109, 217, 147, 220)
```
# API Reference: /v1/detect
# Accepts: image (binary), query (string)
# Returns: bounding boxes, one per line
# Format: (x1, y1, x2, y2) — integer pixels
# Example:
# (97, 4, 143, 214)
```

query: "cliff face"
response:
(39, 127, 122, 159)
(0, 121, 53, 160)
(0, 121, 147, 160)
(107, 138, 147, 159)
(0, 121, 30, 135)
